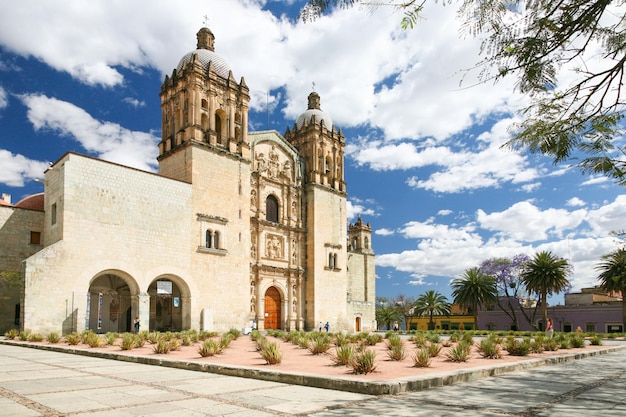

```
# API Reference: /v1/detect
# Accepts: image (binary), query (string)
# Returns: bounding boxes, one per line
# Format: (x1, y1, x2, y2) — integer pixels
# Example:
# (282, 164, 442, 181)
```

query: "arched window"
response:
(364, 237, 369, 249)
(266, 195, 279, 223)
(201, 98, 208, 109)
(352, 238, 358, 250)
(329, 253, 335, 269)
(215, 113, 223, 145)
(206, 230, 213, 248)
(213, 231, 220, 249)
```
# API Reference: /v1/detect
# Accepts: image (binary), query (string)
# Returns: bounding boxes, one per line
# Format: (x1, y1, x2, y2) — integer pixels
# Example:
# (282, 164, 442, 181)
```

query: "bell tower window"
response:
(266, 195, 279, 223)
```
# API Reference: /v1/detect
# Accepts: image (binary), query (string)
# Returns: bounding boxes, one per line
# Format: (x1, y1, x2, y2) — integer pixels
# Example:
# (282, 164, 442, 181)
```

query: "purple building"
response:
(477, 287, 624, 333)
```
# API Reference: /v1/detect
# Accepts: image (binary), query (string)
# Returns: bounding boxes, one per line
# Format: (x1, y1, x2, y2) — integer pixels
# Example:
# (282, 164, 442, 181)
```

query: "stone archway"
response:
(355, 316, 361, 332)
(88, 272, 137, 333)
(264, 286, 281, 329)
(148, 277, 190, 332)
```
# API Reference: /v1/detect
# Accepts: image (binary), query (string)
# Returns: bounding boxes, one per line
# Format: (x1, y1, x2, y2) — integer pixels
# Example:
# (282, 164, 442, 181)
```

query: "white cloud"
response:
(566, 197, 586, 207)
(122, 97, 146, 108)
(0, 85, 7, 109)
(20, 94, 159, 171)
(0, 150, 48, 187)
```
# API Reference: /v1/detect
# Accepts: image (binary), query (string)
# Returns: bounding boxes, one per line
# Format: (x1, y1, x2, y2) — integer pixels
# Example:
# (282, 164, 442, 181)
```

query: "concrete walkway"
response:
(1, 342, 626, 416)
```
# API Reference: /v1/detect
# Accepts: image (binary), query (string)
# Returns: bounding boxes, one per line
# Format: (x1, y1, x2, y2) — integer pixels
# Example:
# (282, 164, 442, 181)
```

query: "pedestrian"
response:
(393, 321, 399, 332)
(318, 321, 323, 332)
(324, 321, 330, 332)
(545, 317, 554, 338)
(133, 316, 140, 333)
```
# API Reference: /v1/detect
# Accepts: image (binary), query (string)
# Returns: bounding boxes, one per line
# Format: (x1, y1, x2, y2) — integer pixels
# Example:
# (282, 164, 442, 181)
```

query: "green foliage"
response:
(414, 290, 451, 330)
(427, 342, 442, 358)
(152, 339, 171, 354)
(412, 348, 432, 367)
(28, 333, 44, 342)
(169, 338, 181, 351)
(334, 332, 350, 347)
(260, 342, 282, 365)
(65, 332, 81, 345)
(120, 333, 136, 350)
(349, 349, 377, 374)
(198, 340, 222, 357)
(226, 328, 241, 339)
(446, 341, 471, 362)
(477, 338, 501, 359)
(387, 344, 406, 361)
(104, 332, 117, 345)
(332, 344, 355, 365)
(504, 337, 530, 356)
(249, 330, 262, 341)
(46, 332, 61, 344)
(452, 267, 498, 329)
(596, 248, 626, 329)
(309, 333, 332, 354)
(410, 332, 427, 347)
(19, 331, 30, 341)
(84, 332, 102, 348)
(4, 329, 19, 339)
(569, 335, 586, 348)
(589, 335, 603, 346)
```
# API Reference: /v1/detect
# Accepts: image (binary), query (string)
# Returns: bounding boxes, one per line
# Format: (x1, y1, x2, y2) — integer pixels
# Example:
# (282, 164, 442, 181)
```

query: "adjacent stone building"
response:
(0, 27, 376, 335)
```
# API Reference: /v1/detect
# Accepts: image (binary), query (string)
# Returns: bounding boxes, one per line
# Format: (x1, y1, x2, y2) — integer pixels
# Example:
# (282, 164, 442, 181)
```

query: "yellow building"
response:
(406, 304, 475, 331)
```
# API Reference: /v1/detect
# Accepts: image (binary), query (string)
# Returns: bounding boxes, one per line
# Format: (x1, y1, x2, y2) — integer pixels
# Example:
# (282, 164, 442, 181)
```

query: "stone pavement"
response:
(1, 342, 626, 416)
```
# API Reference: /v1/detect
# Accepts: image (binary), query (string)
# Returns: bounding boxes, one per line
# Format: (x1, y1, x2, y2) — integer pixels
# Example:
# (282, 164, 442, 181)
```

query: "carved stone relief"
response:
(265, 233, 284, 259)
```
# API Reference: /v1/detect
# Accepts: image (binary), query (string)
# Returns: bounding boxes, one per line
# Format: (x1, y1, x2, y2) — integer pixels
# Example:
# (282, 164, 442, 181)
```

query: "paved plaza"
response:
(1, 342, 625, 416)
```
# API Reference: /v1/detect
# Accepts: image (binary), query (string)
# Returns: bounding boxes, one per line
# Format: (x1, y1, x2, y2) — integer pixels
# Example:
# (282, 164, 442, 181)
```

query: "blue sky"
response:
(1, 0, 625, 305)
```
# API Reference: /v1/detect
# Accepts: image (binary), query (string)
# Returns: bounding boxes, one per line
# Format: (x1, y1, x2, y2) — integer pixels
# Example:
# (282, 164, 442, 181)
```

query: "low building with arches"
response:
(0, 27, 376, 335)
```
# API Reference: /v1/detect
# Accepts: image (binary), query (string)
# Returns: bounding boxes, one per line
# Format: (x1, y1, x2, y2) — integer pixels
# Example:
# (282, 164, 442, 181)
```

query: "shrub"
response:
(181, 334, 192, 346)
(120, 333, 136, 350)
(309, 333, 332, 355)
(260, 342, 282, 364)
(387, 344, 406, 361)
(169, 338, 181, 351)
(220, 333, 234, 349)
(47, 332, 61, 344)
(589, 335, 603, 346)
(426, 332, 440, 344)
(294, 333, 311, 349)
(412, 348, 432, 367)
(334, 332, 349, 347)
(226, 328, 241, 339)
(4, 329, 19, 339)
(84, 332, 103, 348)
(529, 339, 545, 354)
(446, 341, 471, 362)
(152, 339, 171, 354)
(148, 332, 161, 344)
(504, 338, 530, 356)
(385, 334, 402, 350)
(427, 343, 442, 357)
(332, 344, 355, 365)
(543, 338, 560, 351)
(19, 331, 30, 341)
(65, 332, 82, 345)
(461, 332, 474, 344)
(249, 330, 262, 341)
(104, 332, 117, 345)
(477, 338, 502, 359)
(410, 333, 427, 348)
(28, 333, 44, 342)
(198, 340, 222, 357)
(350, 349, 377, 374)
(569, 335, 586, 348)
(365, 333, 383, 346)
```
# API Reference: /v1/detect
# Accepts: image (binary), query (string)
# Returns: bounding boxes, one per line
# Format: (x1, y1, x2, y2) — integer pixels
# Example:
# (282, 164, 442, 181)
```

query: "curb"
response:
(2, 340, 625, 396)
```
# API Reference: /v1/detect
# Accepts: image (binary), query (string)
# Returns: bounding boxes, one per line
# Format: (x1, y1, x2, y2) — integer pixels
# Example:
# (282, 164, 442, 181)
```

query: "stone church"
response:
(0, 27, 376, 335)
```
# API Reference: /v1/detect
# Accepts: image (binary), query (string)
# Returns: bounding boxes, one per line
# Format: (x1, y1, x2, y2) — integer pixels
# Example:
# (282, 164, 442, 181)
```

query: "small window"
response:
(30, 231, 41, 245)
(585, 323, 597, 333)
(51, 203, 57, 225)
(201, 98, 208, 108)
(266, 195, 279, 223)
(206, 230, 212, 248)
(213, 231, 220, 249)
(329, 253, 335, 269)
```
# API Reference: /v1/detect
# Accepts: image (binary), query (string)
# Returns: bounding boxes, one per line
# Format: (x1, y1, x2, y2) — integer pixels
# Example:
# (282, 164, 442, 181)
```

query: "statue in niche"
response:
(291, 201, 297, 217)
(292, 299, 297, 313)
(251, 231, 257, 258)
(283, 160, 291, 178)
(291, 239, 297, 263)
(256, 153, 266, 172)
(268, 146, 280, 178)
(250, 293, 256, 312)
(266, 235, 283, 259)
(250, 189, 257, 207)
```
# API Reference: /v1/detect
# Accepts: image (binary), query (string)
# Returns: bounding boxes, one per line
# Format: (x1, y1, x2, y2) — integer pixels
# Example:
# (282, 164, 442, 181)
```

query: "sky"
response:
(1, 0, 625, 306)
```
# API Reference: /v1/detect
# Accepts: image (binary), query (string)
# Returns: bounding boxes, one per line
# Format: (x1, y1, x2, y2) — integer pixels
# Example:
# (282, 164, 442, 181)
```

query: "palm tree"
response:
(413, 290, 450, 330)
(375, 304, 402, 331)
(451, 267, 498, 330)
(520, 251, 572, 330)
(596, 248, 626, 330)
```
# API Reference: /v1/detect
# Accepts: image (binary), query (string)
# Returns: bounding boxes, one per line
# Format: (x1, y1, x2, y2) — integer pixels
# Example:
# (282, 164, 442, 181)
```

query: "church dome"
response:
(176, 27, 231, 78)
(296, 92, 333, 129)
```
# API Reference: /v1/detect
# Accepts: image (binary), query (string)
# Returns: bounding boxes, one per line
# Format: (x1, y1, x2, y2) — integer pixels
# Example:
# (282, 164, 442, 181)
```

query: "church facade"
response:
(0, 27, 376, 335)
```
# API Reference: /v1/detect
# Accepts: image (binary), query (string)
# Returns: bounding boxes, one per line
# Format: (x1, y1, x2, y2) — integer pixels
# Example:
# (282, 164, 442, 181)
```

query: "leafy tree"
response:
(413, 290, 450, 330)
(596, 248, 626, 329)
(479, 254, 534, 330)
(390, 294, 416, 330)
(302, 0, 626, 186)
(451, 267, 497, 330)
(375, 304, 402, 331)
(520, 251, 572, 329)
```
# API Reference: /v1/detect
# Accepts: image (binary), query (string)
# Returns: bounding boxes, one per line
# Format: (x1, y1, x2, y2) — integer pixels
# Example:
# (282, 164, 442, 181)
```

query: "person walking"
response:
(324, 322, 330, 332)
(546, 317, 554, 338)
(133, 317, 140, 333)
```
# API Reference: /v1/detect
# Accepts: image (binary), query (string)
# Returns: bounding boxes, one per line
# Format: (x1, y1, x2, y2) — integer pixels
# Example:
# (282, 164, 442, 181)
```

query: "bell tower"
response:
(158, 27, 251, 181)
(285, 93, 348, 330)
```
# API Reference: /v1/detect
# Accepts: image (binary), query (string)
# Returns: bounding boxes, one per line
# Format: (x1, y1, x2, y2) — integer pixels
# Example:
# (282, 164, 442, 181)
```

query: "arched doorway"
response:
(88, 273, 134, 333)
(355, 316, 361, 332)
(264, 286, 281, 329)
(148, 279, 186, 332)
